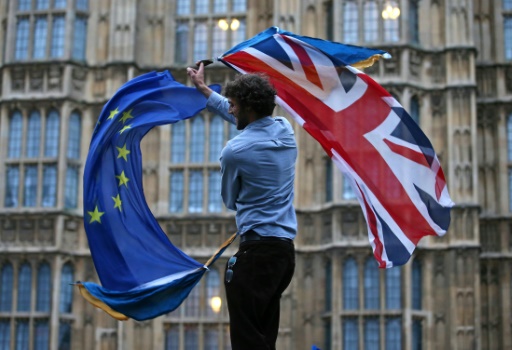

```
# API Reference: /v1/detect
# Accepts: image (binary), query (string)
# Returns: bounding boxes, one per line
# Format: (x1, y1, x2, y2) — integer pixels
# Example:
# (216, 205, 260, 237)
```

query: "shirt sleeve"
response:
(206, 91, 236, 125)
(220, 144, 240, 211)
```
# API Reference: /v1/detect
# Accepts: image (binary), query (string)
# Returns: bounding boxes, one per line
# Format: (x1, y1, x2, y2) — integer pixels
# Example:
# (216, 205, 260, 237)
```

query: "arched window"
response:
(190, 117, 205, 162)
(209, 116, 224, 162)
(32, 16, 47, 58)
(67, 111, 81, 159)
(26, 110, 41, 157)
(188, 170, 203, 213)
(59, 263, 74, 313)
(42, 165, 57, 207)
(208, 171, 222, 212)
(169, 171, 184, 213)
(343, 318, 358, 349)
(212, 24, 227, 59)
(232, 19, 246, 46)
(175, 23, 189, 64)
(193, 23, 208, 60)
(206, 269, 220, 316)
(364, 258, 379, 309)
(184, 325, 199, 348)
(34, 320, 50, 350)
(0, 263, 13, 311)
(24, 165, 38, 207)
(0, 319, 10, 349)
(45, 109, 60, 157)
(184, 284, 200, 317)
(412, 259, 422, 309)
(233, 0, 246, 12)
(364, 317, 380, 349)
(325, 159, 333, 202)
(213, 0, 227, 13)
(5, 166, 20, 207)
(385, 266, 401, 309)
(383, 7, 400, 42)
(17, 262, 32, 311)
(364, 1, 378, 42)
(15, 320, 29, 349)
(165, 325, 180, 350)
(343, 0, 358, 43)
(171, 122, 186, 163)
(410, 96, 420, 125)
(343, 257, 359, 309)
(72, 16, 87, 60)
(205, 327, 219, 349)
(8, 111, 23, 158)
(385, 317, 402, 348)
(36, 262, 51, 311)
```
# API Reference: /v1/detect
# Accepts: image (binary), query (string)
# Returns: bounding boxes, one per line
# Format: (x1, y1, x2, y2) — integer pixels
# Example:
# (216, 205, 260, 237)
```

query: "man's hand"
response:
(187, 62, 213, 98)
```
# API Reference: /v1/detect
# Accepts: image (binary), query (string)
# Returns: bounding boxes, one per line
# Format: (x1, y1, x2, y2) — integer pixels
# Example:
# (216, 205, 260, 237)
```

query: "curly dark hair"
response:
(224, 74, 277, 117)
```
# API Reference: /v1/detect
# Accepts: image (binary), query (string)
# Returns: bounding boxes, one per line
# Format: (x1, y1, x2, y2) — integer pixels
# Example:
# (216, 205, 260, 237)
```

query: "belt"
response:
(240, 230, 293, 244)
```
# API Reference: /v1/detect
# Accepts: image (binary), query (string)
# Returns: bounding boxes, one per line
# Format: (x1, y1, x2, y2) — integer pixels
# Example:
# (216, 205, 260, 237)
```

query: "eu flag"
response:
(77, 71, 231, 321)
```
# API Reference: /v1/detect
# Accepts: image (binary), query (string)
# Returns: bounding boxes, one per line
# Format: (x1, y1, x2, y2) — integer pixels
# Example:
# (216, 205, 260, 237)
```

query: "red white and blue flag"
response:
(219, 27, 454, 268)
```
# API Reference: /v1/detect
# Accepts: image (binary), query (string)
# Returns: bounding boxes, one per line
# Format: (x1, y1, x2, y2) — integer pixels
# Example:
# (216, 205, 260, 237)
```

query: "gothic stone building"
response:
(0, 0, 511, 349)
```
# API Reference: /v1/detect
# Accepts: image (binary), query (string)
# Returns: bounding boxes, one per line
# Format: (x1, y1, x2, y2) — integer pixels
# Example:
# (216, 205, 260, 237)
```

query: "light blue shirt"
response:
(207, 91, 297, 240)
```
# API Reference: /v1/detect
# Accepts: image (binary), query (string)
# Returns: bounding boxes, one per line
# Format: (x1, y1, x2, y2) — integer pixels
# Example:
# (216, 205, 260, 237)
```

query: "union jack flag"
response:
(219, 27, 454, 268)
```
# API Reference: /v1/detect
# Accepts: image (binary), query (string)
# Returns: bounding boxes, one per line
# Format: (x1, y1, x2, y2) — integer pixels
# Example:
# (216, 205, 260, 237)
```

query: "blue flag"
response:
(77, 71, 231, 321)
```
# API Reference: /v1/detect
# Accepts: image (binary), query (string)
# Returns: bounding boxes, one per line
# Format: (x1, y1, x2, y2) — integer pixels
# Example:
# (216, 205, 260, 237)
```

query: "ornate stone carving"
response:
(29, 68, 44, 91)
(322, 214, 332, 243)
(48, 65, 63, 91)
(409, 49, 423, 78)
(431, 93, 446, 115)
(430, 54, 445, 84)
(72, 67, 87, 92)
(341, 211, 358, 237)
(93, 70, 106, 97)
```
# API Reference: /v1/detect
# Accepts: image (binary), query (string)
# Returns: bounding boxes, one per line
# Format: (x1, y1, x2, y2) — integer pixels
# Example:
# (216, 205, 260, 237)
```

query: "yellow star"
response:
(116, 171, 130, 187)
(112, 194, 122, 211)
(119, 109, 134, 124)
(108, 107, 120, 120)
(116, 143, 131, 161)
(87, 206, 105, 224)
(119, 125, 132, 134)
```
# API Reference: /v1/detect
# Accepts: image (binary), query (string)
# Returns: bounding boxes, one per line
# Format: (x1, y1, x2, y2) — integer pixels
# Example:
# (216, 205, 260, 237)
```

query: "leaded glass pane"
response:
(409, 0, 419, 43)
(0, 264, 13, 311)
(59, 264, 74, 313)
(58, 321, 71, 349)
(214, 0, 227, 13)
(36, 263, 51, 311)
(412, 319, 422, 350)
(364, 1, 378, 42)
(45, 110, 60, 157)
(364, 258, 379, 309)
(208, 171, 222, 212)
(212, 24, 227, 60)
(8, 111, 23, 158)
(169, 171, 184, 212)
(232, 18, 245, 46)
(24, 166, 38, 207)
(165, 325, 179, 350)
(76, 0, 88, 10)
(67, 112, 81, 159)
(184, 325, 199, 348)
(35, 320, 50, 350)
(188, 170, 203, 213)
(205, 269, 220, 316)
(184, 285, 200, 317)
(209, 116, 224, 161)
(385, 267, 401, 309)
(325, 260, 332, 311)
(15, 320, 29, 350)
(51, 15, 66, 58)
(232, 0, 246, 12)
(195, 0, 208, 14)
(176, 0, 190, 15)
(384, 16, 400, 42)
(26, 111, 41, 157)
(505, 17, 512, 60)
(175, 23, 189, 64)
(65, 166, 79, 209)
(15, 18, 30, 60)
(343, 318, 358, 350)
(18, 0, 31, 11)
(72, 17, 87, 60)
(17, 263, 32, 311)
(505, 0, 512, 11)
(364, 317, 379, 350)
(0, 320, 10, 349)
(42, 165, 57, 207)
(193, 23, 208, 61)
(33, 16, 48, 59)
(205, 328, 218, 349)
(343, 1, 358, 43)
(410, 96, 420, 124)
(343, 258, 359, 309)
(36, 0, 49, 10)
(190, 117, 205, 162)
(325, 159, 332, 202)
(171, 121, 186, 163)
(385, 317, 402, 349)
(54, 0, 67, 9)
(5, 166, 20, 207)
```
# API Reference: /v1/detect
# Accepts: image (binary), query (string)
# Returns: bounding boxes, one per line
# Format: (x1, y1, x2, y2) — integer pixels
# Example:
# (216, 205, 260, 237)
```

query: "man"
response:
(187, 63, 297, 350)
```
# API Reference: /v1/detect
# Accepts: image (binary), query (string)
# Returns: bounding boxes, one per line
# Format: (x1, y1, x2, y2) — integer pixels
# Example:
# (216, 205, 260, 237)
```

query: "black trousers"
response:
(224, 239, 295, 350)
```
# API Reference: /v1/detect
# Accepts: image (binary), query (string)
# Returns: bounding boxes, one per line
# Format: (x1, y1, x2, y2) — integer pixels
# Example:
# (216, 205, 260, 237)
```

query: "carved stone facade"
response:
(0, 0, 511, 349)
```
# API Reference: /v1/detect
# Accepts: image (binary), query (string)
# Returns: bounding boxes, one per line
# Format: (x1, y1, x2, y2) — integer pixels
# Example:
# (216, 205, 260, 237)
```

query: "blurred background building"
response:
(0, 0, 511, 349)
